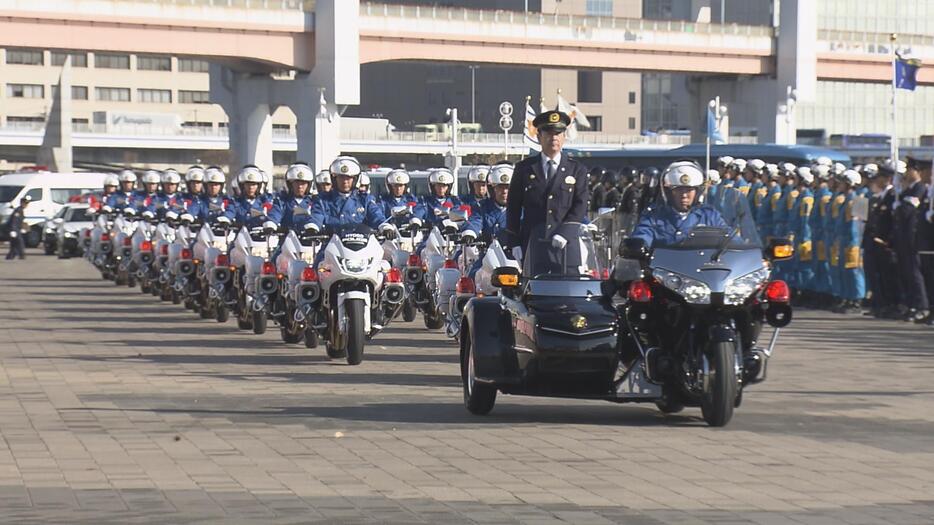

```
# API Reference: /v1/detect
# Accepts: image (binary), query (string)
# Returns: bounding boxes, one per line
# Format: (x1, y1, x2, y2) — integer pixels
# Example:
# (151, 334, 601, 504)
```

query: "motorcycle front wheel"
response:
(700, 341, 737, 427)
(345, 298, 366, 365)
(252, 310, 267, 335)
(403, 300, 417, 322)
(216, 304, 230, 323)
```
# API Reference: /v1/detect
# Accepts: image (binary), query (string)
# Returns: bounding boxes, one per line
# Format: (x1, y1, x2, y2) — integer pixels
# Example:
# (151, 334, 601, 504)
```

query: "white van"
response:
(0, 171, 109, 246)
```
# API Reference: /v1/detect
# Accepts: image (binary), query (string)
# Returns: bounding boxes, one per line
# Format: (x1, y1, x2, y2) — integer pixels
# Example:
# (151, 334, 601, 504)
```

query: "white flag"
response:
(523, 99, 541, 152)
(556, 93, 578, 141)
(571, 104, 591, 129)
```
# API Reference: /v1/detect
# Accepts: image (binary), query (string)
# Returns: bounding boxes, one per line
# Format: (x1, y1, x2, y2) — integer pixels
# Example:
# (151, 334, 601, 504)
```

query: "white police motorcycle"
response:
(192, 216, 236, 322)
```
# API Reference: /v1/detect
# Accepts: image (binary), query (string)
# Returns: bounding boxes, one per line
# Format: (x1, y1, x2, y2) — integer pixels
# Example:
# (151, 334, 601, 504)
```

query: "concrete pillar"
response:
(38, 55, 73, 172)
(210, 65, 275, 173)
(294, 80, 342, 172)
(690, 0, 712, 23)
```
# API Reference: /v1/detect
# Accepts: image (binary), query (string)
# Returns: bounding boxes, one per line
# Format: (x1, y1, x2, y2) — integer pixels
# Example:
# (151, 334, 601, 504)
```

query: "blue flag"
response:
(707, 107, 725, 144)
(895, 58, 921, 91)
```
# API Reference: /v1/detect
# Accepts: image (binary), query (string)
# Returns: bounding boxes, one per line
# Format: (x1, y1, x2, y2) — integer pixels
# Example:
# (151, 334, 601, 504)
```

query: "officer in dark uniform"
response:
(893, 159, 929, 322)
(862, 165, 900, 318)
(4, 196, 30, 260)
(505, 109, 589, 274)
(910, 157, 934, 325)
(588, 167, 607, 214)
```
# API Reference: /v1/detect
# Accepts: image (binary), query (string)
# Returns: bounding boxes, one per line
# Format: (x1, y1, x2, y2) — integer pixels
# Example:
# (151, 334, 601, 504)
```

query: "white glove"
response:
(927, 210, 934, 223)
(461, 229, 477, 241)
(511, 246, 522, 261)
(552, 234, 568, 250)
(9, 231, 17, 239)
(906, 196, 921, 208)
(142, 211, 155, 220)
(410, 217, 423, 227)
(262, 220, 277, 232)
(585, 223, 599, 233)
(379, 223, 398, 239)
(441, 219, 457, 230)
(165, 210, 179, 221)
(180, 213, 194, 224)
(101, 205, 114, 214)
(216, 216, 231, 224)
(303, 222, 320, 233)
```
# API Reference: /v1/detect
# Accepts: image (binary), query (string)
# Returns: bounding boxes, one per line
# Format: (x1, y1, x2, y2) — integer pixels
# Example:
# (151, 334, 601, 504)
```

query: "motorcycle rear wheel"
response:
(252, 310, 267, 335)
(423, 311, 444, 330)
(403, 300, 417, 322)
(345, 298, 366, 365)
(216, 305, 230, 323)
(304, 327, 319, 349)
(700, 341, 737, 427)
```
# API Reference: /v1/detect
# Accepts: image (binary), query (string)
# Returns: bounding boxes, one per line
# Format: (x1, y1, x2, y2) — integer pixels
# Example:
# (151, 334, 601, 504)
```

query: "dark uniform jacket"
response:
(893, 182, 927, 252)
(863, 187, 895, 249)
(505, 153, 589, 250)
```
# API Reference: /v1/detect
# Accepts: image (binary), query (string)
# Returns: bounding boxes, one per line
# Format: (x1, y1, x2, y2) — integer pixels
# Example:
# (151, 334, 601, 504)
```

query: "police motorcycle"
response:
(110, 206, 142, 288)
(301, 156, 403, 365)
(191, 167, 236, 322)
(88, 206, 117, 279)
(617, 163, 792, 425)
(168, 212, 203, 311)
(130, 211, 159, 294)
(378, 169, 422, 323)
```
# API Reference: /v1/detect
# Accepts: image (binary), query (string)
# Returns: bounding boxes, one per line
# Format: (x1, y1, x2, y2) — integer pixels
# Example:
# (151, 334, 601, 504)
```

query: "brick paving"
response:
(1, 250, 933, 523)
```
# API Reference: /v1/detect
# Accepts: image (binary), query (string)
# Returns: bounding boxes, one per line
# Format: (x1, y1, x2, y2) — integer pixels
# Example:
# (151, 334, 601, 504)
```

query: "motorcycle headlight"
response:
(64, 232, 75, 238)
(340, 257, 371, 274)
(724, 267, 770, 305)
(652, 268, 711, 304)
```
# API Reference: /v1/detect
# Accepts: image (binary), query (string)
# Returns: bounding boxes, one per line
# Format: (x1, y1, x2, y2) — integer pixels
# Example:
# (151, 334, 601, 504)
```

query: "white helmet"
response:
(662, 161, 705, 188)
(717, 156, 734, 168)
(842, 170, 861, 186)
(815, 156, 832, 167)
(730, 159, 747, 172)
(707, 169, 721, 185)
(204, 166, 226, 184)
(315, 170, 331, 184)
(796, 166, 814, 184)
(141, 170, 161, 185)
(238, 165, 264, 185)
(185, 166, 205, 182)
(329, 156, 362, 178)
(780, 162, 797, 175)
(260, 170, 270, 187)
(748, 159, 766, 173)
(386, 169, 410, 186)
(766, 163, 780, 179)
(285, 162, 314, 182)
(429, 168, 455, 185)
(832, 162, 847, 176)
(813, 164, 832, 180)
(467, 166, 490, 183)
(489, 164, 514, 186)
(103, 175, 119, 187)
(161, 169, 181, 185)
(118, 169, 137, 183)
(357, 173, 371, 188)
(861, 163, 879, 177)
(886, 159, 907, 174)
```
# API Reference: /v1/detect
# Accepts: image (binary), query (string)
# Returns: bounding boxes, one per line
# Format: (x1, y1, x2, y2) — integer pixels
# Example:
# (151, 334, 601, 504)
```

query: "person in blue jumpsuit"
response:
(771, 164, 797, 282)
(810, 165, 834, 308)
(835, 170, 866, 314)
(266, 162, 316, 232)
(356, 173, 377, 206)
(378, 169, 418, 221)
(706, 169, 721, 205)
(146, 170, 183, 219)
(745, 159, 766, 211)
(133, 170, 161, 213)
(631, 161, 728, 249)
(303, 156, 396, 235)
(189, 166, 231, 224)
(461, 164, 512, 278)
(827, 174, 847, 309)
(730, 159, 750, 200)
(415, 168, 463, 228)
(221, 165, 274, 230)
(461, 165, 490, 212)
(104, 170, 138, 210)
(789, 167, 815, 299)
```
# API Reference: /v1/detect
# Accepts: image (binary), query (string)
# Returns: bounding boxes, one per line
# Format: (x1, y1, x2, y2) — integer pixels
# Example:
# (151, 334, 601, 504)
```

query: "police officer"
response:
(835, 170, 865, 314)
(357, 173, 376, 205)
(267, 162, 316, 232)
(910, 157, 934, 324)
(602, 170, 623, 209)
(4, 196, 30, 260)
(222, 165, 273, 230)
(178, 166, 205, 210)
(415, 168, 462, 228)
(790, 167, 815, 302)
(378, 169, 418, 219)
(589, 167, 608, 214)
(504, 109, 589, 271)
(893, 159, 928, 321)
(730, 159, 750, 198)
(463, 166, 491, 211)
(862, 163, 900, 318)
(630, 161, 727, 248)
(305, 156, 396, 238)
(105, 170, 137, 210)
(314, 170, 332, 196)
(462, 163, 513, 277)
(706, 169, 722, 205)
(134, 170, 161, 213)
(809, 164, 834, 307)
(190, 166, 231, 224)
(147, 169, 182, 218)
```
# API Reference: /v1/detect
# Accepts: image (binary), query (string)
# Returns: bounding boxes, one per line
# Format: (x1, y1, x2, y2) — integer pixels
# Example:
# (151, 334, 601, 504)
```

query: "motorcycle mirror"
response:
(491, 266, 520, 288)
(391, 205, 409, 217)
(448, 208, 469, 223)
(595, 207, 615, 219)
(766, 238, 794, 261)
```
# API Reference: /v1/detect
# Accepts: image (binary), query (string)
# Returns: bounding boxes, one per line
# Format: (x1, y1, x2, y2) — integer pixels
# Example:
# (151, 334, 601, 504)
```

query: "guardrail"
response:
(819, 29, 934, 57)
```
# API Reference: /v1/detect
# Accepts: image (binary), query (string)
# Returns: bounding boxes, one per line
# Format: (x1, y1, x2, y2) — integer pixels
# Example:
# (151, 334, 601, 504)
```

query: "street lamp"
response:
(468, 66, 478, 124)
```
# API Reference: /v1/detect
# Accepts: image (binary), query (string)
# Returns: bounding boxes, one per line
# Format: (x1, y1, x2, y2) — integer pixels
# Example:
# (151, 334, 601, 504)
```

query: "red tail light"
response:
(385, 268, 402, 283)
(160, 244, 169, 256)
(140, 240, 153, 252)
(122, 237, 132, 247)
(407, 254, 422, 267)
(628, 280, 653, 303)
(601, 268, 610, 280)
(456, 276, 475, 294)
(262, 261, 276, 275)
(84, 230, 91, 238)
(764, 280, 790, 303)
(215, 254, 228, 267)
(443, 259, 458, 269)
(301, 267, 318, 282)
(181, 248, 192, 259)
(100, 232, 111, 241)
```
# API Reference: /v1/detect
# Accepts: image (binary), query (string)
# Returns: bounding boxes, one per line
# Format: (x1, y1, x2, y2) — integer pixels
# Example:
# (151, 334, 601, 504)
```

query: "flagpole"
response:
(891, 33, 898, 164)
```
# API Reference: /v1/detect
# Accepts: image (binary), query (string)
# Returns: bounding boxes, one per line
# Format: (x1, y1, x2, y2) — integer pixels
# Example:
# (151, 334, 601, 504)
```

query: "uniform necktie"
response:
(547, 160, 556, 182)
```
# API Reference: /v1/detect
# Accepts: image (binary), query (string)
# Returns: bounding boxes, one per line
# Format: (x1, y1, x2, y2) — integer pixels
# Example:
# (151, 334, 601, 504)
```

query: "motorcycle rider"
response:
(189, 166, 230, 223)
(314, 170, 332, 196)
(144, 169, 183, 219)
(105, 170, 138, 210)
(267, 162, 316, 232)
(462, 166, 490, 211)
(178, 166, 206, 209)
(135, 170, 162, 214)
(357, 173, 376, 204)
(379, 169, 418, 219)
(221, 165, 273, 230)
(415, 168, 462, 228)
(461, 163, 513, 277)
(630, 161, 727, 249)
(303, 156, 397, 240)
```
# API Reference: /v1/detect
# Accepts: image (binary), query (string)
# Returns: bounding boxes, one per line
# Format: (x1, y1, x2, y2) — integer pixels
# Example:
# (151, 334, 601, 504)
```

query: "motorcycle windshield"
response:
(523, 223, 605, 283)
(332, 223, 374, 252)
(652, 186, 762, 251)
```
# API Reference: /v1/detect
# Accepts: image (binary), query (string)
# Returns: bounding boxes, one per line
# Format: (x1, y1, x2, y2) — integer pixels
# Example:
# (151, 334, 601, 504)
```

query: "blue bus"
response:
(565, 144, 852, 170)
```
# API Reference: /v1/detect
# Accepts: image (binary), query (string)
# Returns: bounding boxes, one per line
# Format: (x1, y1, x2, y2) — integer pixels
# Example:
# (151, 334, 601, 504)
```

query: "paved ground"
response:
(1, 249, 933, 524)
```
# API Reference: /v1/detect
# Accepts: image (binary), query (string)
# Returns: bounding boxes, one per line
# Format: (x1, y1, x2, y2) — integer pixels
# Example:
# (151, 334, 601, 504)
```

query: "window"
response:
(137, 55, 171, 71)
(5, 116, 44, 130)
(586, 0, 613, 16)
(6, 49, 43, 65)
(72, 118, 90, 132)
(178, 90, 210, 104)
(178, 58, 210, 73)
(25, 188, 44, 202)
(629, 117, 637, 130)
(6, 84, 44, 99)
(71, 86, 88, 100)
(138, 89, 171, 103)
(51, 188, 86, 204)
(51, 51, 87, 67)
(577, 70, 603, 103)
(629, 91, 637, 104)
(95, 53, 130, 69)
(589, 116, 603, 132)
(96, 87, 131, 102)
(182, 121, 212, 133)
